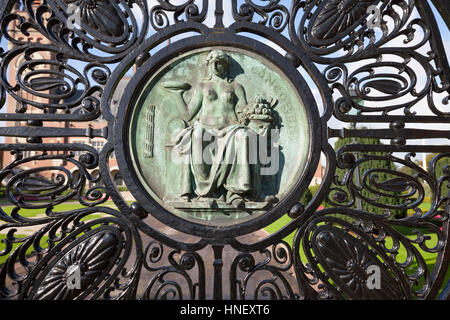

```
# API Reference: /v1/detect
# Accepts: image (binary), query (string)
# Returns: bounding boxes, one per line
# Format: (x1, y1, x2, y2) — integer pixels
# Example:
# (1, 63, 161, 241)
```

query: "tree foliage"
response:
(300, 186, 313, 205)
(331, 135, 407, 219)
(398, 152, 450, 197)
(427, 153, 450, 196)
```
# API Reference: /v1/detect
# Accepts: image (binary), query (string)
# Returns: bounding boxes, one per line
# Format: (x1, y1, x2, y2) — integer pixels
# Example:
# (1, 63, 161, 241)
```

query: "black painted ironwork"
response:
(0, 0, 448, 300)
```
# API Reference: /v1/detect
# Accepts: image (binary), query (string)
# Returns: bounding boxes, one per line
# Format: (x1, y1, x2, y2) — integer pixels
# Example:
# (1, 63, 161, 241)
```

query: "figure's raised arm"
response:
(162, 81, 202, 122)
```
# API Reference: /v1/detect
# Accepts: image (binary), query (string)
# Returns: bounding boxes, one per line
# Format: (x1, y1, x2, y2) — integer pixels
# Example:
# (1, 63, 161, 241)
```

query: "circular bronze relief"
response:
(116, 38, 320, 238)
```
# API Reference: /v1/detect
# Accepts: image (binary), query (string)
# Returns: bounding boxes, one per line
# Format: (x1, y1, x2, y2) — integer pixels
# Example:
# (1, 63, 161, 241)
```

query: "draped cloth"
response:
(172, 121, 259, 204)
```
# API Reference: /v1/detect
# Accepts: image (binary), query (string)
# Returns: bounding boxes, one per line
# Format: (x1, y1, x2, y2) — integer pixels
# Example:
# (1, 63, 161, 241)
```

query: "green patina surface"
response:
(129, 47, 310, 226)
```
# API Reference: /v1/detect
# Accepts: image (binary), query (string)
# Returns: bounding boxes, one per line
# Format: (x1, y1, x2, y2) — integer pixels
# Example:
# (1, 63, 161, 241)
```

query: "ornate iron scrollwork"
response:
(0, 0, 448, 301)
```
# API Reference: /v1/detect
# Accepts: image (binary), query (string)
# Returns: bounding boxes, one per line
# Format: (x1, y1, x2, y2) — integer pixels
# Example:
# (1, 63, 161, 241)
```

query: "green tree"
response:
(331, 134, 407, 219)
(427, 153, 450, 197)
(397, 152, 450, 198)
(300, 187, 313, 205)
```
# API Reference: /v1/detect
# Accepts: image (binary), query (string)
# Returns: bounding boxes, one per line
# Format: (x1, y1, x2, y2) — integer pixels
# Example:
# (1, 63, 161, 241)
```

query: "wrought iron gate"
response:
(0, 0, 449, 300)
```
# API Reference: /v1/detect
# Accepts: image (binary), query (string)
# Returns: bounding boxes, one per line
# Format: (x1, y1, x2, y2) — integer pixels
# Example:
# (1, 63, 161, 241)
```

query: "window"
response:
(92, 140, 105, 153)
(72, 140, 87, 158)
(23, 150, 34, 159)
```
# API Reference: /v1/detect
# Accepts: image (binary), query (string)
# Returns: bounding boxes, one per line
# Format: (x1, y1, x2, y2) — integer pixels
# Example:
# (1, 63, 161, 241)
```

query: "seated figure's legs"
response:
(177, 125, 271, 208)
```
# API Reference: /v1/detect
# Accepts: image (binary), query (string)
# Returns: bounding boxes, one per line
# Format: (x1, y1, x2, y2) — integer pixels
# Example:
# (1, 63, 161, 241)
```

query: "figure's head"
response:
(205, 50, 229, 77)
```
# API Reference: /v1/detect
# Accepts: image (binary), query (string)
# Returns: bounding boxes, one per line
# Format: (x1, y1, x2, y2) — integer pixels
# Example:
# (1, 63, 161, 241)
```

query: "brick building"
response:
(1, 1, 126, 187)
(312, 162, 324, 186)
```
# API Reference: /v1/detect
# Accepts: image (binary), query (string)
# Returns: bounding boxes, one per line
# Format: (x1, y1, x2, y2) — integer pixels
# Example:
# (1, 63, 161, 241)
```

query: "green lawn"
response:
(0, 202, 117, 265)
(264, 213, 450, 298)
(1, 200, 448, 298)
(0, 234, 49, 265)
(407, 201, 432, 216)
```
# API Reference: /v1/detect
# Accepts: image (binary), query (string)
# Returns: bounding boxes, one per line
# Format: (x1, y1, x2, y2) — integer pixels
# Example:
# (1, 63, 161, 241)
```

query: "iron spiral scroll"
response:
(0, 0, 448, 300)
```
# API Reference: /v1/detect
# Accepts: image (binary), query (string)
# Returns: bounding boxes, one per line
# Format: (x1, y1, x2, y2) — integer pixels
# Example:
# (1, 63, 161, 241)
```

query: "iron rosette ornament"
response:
(296, 204, 448, 299)
(0, 148, 142, 300)
(0, 205, 142, 300)
(40, 0, 148, 61)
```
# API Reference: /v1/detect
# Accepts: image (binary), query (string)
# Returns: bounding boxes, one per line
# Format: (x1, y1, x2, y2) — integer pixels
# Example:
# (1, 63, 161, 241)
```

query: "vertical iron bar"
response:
(214, 0, 225, 28)
(212, 244, 224, 300)
(350, 91, 363, 211)
(352, 122, 363, 211)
